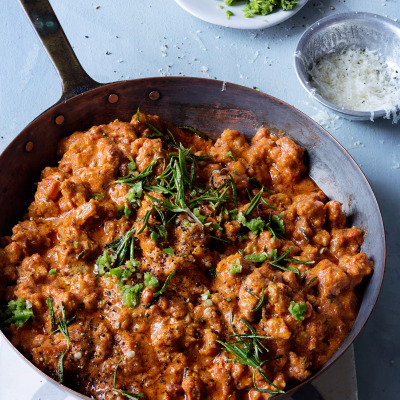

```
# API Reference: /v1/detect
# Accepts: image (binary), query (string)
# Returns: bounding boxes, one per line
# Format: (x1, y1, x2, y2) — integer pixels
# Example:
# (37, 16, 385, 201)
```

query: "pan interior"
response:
(0, 77, 385, 399)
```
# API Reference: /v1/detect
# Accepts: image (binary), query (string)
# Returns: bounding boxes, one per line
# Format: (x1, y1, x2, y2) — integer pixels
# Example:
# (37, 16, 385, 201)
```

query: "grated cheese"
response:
(309, 47, 400, 121)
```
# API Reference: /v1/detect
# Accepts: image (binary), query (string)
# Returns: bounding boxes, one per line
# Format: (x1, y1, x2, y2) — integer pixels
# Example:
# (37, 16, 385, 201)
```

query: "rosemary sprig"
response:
(252, 288, 265, 312)
(175, 125, 209, 140)
(300, 276, 318, 293)
(99, 227, 136, 271)
(145, 122, 165, 139)
(114, 359, 145, 399)
(46, 297, 55, 332)
(245, 248, 314, 274)
(46, 298, 75, 383)
(244, 190, 263, 216)
(58, 302, 71, 348)
(217, 315, 283, 394)
(145, 270, 177, 309)
(58, 351, 65, 383)
(115, 160, 157, 185)
(247, 177, 272, 194)
(229, 174, 238, 208)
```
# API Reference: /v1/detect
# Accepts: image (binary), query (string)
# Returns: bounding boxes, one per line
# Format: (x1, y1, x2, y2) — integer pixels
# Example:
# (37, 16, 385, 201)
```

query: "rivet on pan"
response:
(149, 91, 160, 101)
(25, 141, 34, 152)
(55, 115, 65, 125)
(108, 94, 119, 103)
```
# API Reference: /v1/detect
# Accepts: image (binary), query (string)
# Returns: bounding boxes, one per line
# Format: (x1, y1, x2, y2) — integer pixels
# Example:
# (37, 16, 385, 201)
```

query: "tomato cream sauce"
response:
(0, 113, 372, 399)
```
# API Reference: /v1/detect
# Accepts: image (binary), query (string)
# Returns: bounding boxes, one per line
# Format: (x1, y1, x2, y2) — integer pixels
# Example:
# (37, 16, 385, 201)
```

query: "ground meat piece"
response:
(329, 226, 364, 258)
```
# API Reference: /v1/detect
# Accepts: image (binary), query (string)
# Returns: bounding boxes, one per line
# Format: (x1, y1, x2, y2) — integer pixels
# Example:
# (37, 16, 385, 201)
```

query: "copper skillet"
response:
(0, 0, 386, 398)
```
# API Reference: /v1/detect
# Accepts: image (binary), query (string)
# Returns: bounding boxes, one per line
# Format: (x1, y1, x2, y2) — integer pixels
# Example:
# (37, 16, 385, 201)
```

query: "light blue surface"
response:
(0, 1, 399, 399)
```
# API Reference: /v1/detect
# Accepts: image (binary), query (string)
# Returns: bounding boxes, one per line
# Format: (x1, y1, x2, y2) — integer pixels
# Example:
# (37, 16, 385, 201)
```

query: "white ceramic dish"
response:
(174, 0, 308, 29)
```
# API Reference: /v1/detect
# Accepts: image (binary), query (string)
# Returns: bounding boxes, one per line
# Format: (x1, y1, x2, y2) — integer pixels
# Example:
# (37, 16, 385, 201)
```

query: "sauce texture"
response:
(0, 113, 373, 399)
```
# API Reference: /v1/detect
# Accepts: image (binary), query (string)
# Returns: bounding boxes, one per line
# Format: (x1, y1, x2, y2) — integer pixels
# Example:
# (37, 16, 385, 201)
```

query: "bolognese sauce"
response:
(0, 113, 372, 399)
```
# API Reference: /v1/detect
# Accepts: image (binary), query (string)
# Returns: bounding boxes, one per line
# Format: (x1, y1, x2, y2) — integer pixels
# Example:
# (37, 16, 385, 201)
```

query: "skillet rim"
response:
(0, 76, 386, 399)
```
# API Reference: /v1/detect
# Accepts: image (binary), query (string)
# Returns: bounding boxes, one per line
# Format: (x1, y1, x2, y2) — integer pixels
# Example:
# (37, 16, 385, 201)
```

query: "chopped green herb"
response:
(121, 284, 143, 308)
(237, 212, 265, 237)
(144, 273, 159, 288)
(127, 156, 137, 171)
(226, 9, 234, 19)
(230, 258, 242, 275)
(162, 247, 174, 255)
(49, 268, 57, 275)
(126, 182, 143, 208)
(201, 290, 211, 301)
(245, 253, 268, 263)
(95, 250, 113, 275)
(150, 231, 159, 242)
(225, 151, 235, 161)
(124, 205, 131, 219)
(2, 298, 34, 328)
(110, 267, 132, 281)
(289, 301, 307, 321)
(145, 271, 177, 309)
(92, 192, 106, 201)
(236, 0, 298, 18)
(211, 223, 223, 231)
(193, 208, 207, 224)
(238, 233, 248, 242)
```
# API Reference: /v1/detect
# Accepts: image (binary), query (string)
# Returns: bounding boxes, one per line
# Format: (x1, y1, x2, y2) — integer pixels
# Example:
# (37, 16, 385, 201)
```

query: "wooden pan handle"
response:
(18, 0, 102, 100)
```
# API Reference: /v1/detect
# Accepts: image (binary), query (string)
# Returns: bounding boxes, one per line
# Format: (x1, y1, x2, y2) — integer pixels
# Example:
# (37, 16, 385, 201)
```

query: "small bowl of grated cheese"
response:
(294, 12, 400, 122)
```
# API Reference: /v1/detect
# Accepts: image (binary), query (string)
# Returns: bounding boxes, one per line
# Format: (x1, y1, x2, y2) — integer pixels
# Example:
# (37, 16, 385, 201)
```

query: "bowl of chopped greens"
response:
(174, 0, 309, 29)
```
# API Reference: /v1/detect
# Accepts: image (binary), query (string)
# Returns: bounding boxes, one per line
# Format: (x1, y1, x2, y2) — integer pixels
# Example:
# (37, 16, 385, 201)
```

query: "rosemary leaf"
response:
(252, 289, 265, 312)
(46, 297, 55, 332)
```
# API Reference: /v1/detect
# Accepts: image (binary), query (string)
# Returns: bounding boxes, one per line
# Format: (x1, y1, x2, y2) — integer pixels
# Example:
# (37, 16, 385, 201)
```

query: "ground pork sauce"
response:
(0, 113, 373, 399)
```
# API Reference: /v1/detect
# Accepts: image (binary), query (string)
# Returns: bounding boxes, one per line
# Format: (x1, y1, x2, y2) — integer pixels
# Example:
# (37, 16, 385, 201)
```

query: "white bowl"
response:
(174, 0, 308, 30)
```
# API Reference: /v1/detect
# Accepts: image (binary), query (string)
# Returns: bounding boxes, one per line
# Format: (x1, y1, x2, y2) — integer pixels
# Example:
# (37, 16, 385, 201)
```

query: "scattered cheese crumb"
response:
(312, 109, 341, 130)
(126, 350, 136, 358)
(391, 161, 400, 169)
(74, 352, 82, 360)
(249, 50, 260, 64)
(190, 32, 207, 51)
